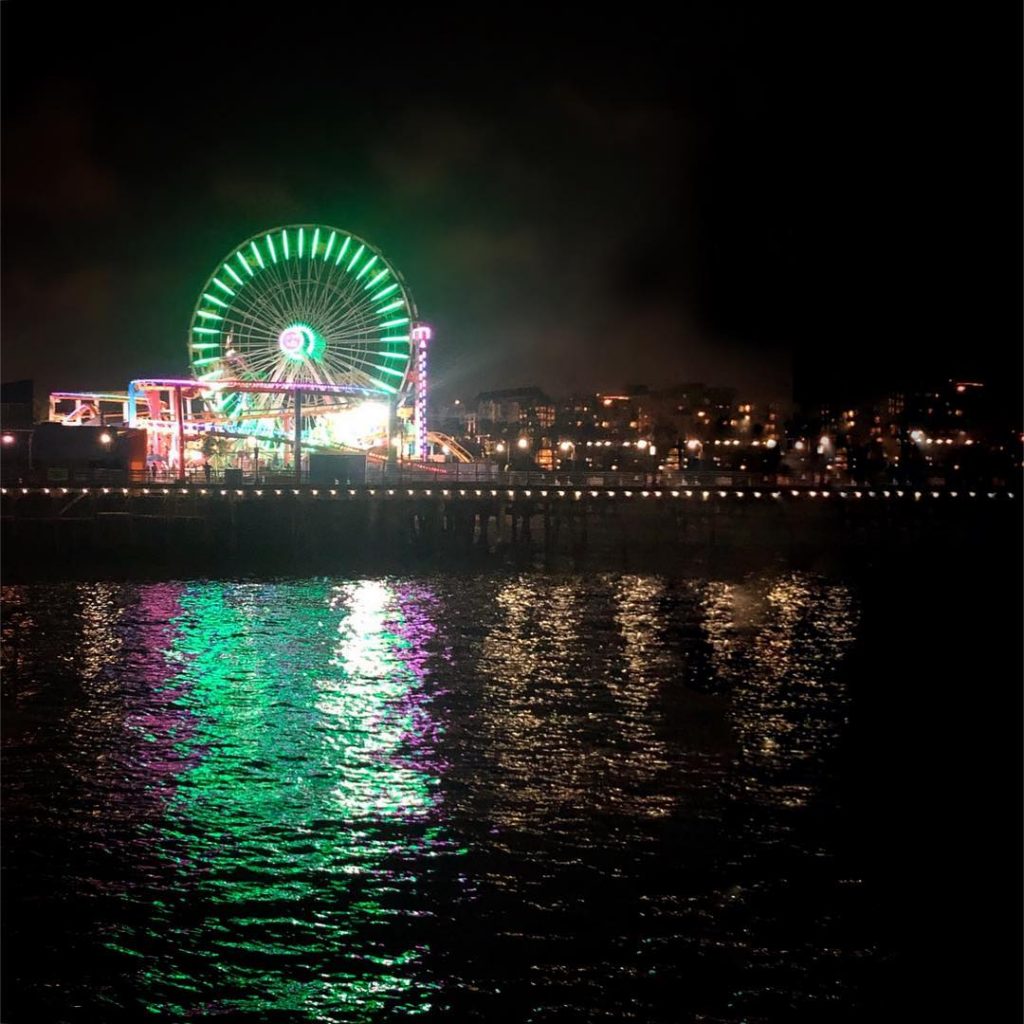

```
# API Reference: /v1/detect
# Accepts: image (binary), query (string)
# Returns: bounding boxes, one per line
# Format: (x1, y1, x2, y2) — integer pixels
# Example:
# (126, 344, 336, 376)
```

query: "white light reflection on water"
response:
(700, 573, 859, 808)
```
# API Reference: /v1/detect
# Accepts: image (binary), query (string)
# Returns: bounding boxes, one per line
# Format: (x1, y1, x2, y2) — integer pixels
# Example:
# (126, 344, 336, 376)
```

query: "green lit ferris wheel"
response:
(188, 225, 428, 452)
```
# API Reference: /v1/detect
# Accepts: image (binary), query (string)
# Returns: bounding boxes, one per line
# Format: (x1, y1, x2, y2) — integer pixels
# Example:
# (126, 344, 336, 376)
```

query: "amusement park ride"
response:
(47, 225, 460, 479)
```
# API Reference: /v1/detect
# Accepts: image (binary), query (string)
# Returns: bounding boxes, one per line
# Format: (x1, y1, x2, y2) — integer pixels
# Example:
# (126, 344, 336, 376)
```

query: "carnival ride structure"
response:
(48, 225, 434, 478)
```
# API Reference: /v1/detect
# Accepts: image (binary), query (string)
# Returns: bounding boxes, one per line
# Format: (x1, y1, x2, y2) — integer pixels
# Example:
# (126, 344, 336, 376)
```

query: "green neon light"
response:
(311, 228, 320, 258)
(355, 255, 378, 281)
(371, 282, 399, 301)
(250, 241, 265, 269)
(324, 231, 336, 262)
(364, 268, 388, 290)
(335, 236, 352, 265)
(196, 311, 222, 321)
(370, 365, 406, 378)
(379, 335, 410, 343)
(376, 299, 405, 314)
(298, 227, 304, 258)
(192, 327, 220, 335)
(347, 243, 365, 273)
(224, 264, 244, 286)
(379, 317, 410, 328)
(237, 251, 254, 277)
(282, 230, 289, 259)
(202, 293, 229, 309)
(191, 342, 220, 349)
(266, 235, 278, 264)
(377, 352, 411, 361)
(212, 278, 236, 296)
(193, 356, 220, 366)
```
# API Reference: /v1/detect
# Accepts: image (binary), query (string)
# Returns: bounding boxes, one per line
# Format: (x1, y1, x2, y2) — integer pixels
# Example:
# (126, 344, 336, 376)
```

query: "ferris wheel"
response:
(187, 225, 420, 440)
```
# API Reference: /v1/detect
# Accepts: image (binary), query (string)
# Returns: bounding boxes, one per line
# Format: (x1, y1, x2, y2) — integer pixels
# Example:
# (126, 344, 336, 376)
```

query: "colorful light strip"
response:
(411, 324, 432, 459)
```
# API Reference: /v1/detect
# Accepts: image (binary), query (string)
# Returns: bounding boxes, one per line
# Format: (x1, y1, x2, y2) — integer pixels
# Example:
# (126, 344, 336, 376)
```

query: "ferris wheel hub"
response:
(278, 323, 323, 361)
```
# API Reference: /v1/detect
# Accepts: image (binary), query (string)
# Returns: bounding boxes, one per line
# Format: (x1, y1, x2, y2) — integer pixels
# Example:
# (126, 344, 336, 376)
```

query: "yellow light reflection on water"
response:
(700, 573, 858, 808)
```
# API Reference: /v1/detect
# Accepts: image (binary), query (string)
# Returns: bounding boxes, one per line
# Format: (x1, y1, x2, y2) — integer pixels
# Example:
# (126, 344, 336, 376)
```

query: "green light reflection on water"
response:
(136, 580, 445, 1021)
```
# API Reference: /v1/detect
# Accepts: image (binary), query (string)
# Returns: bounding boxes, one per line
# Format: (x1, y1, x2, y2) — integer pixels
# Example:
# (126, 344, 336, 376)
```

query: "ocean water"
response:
(1, 566, 1017, 1022)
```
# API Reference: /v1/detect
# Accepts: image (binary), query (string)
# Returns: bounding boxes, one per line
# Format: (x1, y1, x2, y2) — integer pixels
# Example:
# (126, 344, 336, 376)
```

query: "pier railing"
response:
(1, 461, 1012, 491)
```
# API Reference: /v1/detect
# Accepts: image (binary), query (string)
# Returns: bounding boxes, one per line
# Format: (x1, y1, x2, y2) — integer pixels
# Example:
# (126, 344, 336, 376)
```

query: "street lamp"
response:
(558, 440, 577, 481)
(505, 437, 529, 481)
(685, 438, 703, 479)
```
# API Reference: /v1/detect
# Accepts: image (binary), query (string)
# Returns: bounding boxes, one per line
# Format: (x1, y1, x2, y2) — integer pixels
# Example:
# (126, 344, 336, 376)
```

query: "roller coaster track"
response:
(426, 432, 474, 463)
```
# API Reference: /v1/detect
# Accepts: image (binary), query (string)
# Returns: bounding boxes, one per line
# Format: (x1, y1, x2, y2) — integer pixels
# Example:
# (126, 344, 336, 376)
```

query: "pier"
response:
(2, 482, 1016, 578)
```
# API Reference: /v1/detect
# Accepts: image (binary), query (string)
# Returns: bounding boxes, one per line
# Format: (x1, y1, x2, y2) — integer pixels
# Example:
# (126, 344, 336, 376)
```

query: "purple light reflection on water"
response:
(385, 583, 450, 785)
(118, 583, 203, 816)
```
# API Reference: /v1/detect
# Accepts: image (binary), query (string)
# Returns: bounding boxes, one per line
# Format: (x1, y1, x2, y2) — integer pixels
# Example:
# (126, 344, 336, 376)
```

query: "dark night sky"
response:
(2, 7, 1020, 411)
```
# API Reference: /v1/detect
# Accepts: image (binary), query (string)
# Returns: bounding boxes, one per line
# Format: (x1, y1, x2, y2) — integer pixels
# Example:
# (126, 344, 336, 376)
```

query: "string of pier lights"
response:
(578, 438, 777, 447)
(1, 485, 1016, 501)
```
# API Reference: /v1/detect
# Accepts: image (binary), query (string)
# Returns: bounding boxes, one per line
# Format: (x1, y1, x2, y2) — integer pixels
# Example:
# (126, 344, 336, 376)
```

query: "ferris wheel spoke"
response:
(253, 263, 296, 318)
(308, 260, 335, 324)
(319, 268, 369, 319)
(224, 346, 282, 372)
(284, 260, 308, 319)
(214, 316, 284, 343)
(237, 354, 287, 379)
(253, 294, 296, 336)
(319, 306, 377, 341)
(318, 299, 382, 340)
(310, 260, 344, 324)
(301, 270, 338, 333)
(252, 261, 297, 326)
(226, 271, 291, 328)
(312, 293, 359, 337)
(294, 266, 315, 327)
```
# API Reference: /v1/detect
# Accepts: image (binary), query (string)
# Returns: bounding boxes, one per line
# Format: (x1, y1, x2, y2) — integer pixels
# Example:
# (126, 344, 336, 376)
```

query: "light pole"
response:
(98, 430, 113, 486)
(4, 431, 34, 478)
(393, 434, 404, 484)
(515, 437, 529, 482)
(558, 440, 575, 481)
(685, 438, 703, 482)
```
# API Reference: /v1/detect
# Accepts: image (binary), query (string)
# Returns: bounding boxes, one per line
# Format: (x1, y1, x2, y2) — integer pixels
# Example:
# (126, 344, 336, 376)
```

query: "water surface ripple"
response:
(3, 572, 887, 1022)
